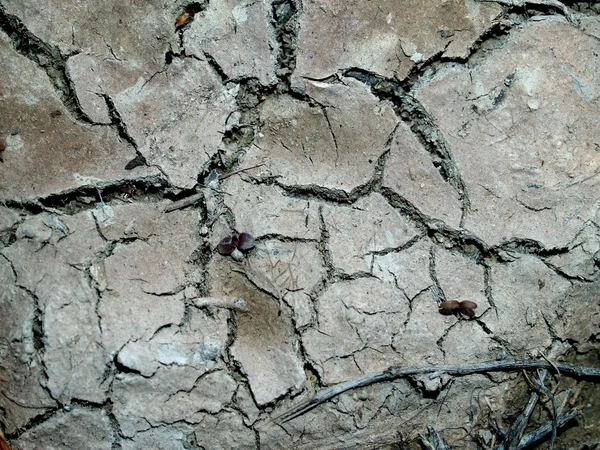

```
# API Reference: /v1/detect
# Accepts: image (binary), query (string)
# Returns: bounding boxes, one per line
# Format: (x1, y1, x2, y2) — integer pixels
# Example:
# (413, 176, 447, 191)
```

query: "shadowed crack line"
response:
(271, 0, 301, 85)
(3, 406, 59, 441)
(343, 68, 471, 224)
(482, 264, 498, 312)
(0, 5, 89, 122)
(493, 237, 571, 259)
(428, 246, 446, 304)
(100, 94, 147, 167)
(102, 398, 124, 449)
(202, 50, 229, 82)
(321, 106, 340, 167)
(11, 176, 167, 216)
(245, 150, 391, 206)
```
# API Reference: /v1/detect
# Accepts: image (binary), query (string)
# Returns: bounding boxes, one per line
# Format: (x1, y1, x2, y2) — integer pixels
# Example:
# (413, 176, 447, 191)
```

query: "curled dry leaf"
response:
(175, 11, 193, 30)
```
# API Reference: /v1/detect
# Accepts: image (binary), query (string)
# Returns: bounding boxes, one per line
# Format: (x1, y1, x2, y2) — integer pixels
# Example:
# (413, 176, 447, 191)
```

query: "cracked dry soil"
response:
(1, 0, 600, 449)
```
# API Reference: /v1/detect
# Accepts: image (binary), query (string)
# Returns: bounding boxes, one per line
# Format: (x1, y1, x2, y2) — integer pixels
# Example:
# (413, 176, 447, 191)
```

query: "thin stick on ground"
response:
(498, 369, 548, 450)
(272, 359, 600, 424)
(164, 163, 264, 213)
(219, 163, 264, 180)
(420, 426, 451, 450)
(164, 192, 204, 213)
(517, 408, 580, 450)
(191, 296, 248, 312)
(527, 371, 559, 450)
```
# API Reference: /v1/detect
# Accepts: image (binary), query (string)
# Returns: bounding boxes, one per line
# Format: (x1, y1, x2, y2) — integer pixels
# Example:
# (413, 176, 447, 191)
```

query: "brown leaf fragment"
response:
(175, 11, 193, 30)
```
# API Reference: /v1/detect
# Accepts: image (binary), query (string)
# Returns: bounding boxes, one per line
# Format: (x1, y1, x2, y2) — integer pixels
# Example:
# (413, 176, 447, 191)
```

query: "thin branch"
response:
(516, 408, 580, 449)
(498, 369, 547, 450)
(191, 296, 248, 312)
(219, 163, 264, 180)
(164, 192, 204, 213)
(163, 163, 264, 213)
(420, 426, 451, 450)
(528, 372, 559, 450)
(273, 359, 600, 424)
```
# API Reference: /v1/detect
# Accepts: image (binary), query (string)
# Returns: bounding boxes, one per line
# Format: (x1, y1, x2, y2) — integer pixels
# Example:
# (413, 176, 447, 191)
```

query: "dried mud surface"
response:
(1, 1, 600, 449)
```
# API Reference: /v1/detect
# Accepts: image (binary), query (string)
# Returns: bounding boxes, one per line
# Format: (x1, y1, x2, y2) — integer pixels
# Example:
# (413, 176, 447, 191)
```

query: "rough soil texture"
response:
(1, 0, 600, 449)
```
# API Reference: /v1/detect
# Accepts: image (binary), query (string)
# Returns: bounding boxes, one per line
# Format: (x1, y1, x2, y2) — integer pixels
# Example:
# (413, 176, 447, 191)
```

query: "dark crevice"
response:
(221, 313, 261, 410)
(113, 354, 151, 378)
(321, 107, 340, 167)
(428, 246, 446, 303)
(427, 227, 489, 263)
(100, 94, 148, 170)
(483, 264, 498, 311)
(364, 232, 427, 259)
(271, 0, 300, 85)
(368, 148, 391, 193)
(0, 5, 89, 123)
(202, 51, 228, 82)
(380, 186, 500, 267)
(4, 407, 59, 441)
(111, 103, 142, 142)
(275, 183, 353, 203)
(379, 186, 437, 225)
(0, 199, 48, 216)
(343, 68, 471, 225)
(562, 1, 600, 14)
(202, 78, 268, 181)
(0, 225, 18, 248)
(478, 321, 512, 351)
(245, 144, 390, 205)
(493, 238, 571, 258)
(104, 398, 123, 449)
(164, 49, 178, 65)
(318, 204, 337, 282)
(464, 19, 514, 69)
(332, 270, 378, 283)
(35, 176, 168, 215)
(273, 177, 376, 204)
(543, 259, 590, 282)
(252, 233, 317, 245)
(18, 287, 47, 364)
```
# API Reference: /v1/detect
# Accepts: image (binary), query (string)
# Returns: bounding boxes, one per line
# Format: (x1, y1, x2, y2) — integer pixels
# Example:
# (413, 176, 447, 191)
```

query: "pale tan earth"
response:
(1, 0, 600, 449)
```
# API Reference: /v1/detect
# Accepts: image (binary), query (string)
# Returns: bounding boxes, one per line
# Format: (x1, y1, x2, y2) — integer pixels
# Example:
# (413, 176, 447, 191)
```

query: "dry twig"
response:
(516, 408, 580, 449)
(526, 371, 559, 450)
(164, 192, 204, 213)
(164, 164, 264, 213)
(273, 359, 600, 424)
(498, 369, 547, 450)
(191, 296, 248, 312)
(219, 163, 264, 180)
(420, 426, 451, 450)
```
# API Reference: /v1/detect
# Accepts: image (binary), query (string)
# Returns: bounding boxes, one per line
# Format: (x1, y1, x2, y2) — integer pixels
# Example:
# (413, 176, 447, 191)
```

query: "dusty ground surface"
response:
(1, 0, 600, 448)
